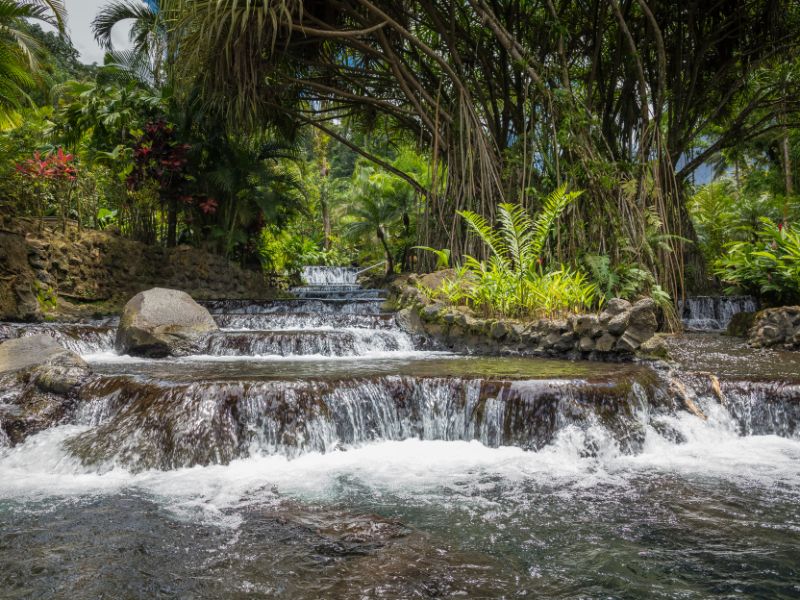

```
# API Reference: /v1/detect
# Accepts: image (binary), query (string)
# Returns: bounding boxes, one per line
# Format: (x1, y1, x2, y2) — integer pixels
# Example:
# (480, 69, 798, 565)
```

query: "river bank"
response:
(0, 217, 275, 322)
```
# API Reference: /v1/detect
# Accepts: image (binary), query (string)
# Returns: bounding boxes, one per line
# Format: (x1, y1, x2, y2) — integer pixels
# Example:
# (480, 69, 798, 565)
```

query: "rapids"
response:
(1, 268, 799, 598)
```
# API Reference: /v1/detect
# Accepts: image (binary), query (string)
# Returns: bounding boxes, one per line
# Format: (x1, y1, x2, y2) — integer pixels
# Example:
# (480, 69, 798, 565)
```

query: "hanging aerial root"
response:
(669, 378, 707, 420)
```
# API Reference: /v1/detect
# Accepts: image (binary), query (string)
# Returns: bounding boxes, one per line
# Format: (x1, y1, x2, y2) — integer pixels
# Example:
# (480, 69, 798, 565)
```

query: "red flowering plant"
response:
(15, 147, 79, 230)
(126, 121, 194, 246)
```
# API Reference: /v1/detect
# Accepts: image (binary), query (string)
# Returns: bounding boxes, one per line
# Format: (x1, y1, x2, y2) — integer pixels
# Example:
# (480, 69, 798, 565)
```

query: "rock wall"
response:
(387, 275, 659, 360)
(749, 306, 800, 349)
(0, 218, 274, 321)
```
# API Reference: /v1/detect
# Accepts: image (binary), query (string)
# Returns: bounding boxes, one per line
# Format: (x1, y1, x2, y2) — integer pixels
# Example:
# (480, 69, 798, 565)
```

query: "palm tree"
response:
(345, 194, 398, 275)
(92, 0, 165, 88)
(0, 0, 66, 127)
(201, 133, 302, 259)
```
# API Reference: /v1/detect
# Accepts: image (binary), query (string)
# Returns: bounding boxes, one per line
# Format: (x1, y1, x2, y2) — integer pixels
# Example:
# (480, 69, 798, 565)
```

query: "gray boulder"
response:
(599, 298, 632, 323)
(0, 335, 91, 445)
(115, 288, 218, 357)
(749, 306, 800, 349)
(0, 334, 87, 376)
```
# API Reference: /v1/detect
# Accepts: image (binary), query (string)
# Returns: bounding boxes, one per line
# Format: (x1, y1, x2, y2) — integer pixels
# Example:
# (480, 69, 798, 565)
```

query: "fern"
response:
(457, 208, 508, 267)
(496, 202, 534, 272)
(431, 187, 594, 318)
(531, 185, 582, 257)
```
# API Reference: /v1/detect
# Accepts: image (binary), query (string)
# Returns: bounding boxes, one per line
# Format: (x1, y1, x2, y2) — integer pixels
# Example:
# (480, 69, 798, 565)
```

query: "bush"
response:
(714, 218, 800, 305)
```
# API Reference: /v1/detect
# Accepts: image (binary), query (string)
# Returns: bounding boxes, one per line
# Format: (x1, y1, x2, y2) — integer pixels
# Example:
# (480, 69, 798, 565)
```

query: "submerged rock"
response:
(0, 334, 91, 445)
(115, 287, 219, 357)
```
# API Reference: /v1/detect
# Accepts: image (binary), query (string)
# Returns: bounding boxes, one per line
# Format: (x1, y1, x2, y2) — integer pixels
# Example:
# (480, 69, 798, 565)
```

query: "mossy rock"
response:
(726, 311, 756, 337)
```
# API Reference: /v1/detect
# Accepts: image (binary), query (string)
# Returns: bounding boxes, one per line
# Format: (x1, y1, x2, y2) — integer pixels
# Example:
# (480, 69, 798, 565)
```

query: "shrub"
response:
(714, 218, 800, 304)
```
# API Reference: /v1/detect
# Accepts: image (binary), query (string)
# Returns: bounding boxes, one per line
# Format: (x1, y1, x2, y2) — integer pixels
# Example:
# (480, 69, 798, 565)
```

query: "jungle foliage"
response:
(0, 0, 798, 312)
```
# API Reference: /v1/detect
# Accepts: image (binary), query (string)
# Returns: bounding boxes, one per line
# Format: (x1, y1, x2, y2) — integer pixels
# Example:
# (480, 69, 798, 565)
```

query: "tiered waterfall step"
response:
(204, 328, 414, 356)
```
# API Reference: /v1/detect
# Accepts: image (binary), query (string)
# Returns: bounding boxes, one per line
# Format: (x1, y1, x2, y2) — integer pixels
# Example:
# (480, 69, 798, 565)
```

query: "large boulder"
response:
(0, 335, 91, 445)
(0, 334, 88, 376)
(115, 288, 219, 357)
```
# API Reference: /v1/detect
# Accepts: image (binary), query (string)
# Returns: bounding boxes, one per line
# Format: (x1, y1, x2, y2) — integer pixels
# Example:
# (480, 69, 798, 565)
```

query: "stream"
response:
(1, 267, 799, 599)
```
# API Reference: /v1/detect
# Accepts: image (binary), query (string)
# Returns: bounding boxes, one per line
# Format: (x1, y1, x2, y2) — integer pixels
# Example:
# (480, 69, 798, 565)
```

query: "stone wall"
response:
(387, 275, 659, 359)
(749, 306, 800, 349)
(0, 219, 274, 321)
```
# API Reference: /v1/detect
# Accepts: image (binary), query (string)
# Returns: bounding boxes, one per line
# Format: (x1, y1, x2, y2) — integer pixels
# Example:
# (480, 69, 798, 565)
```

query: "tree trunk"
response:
(377, 226, 394, 275)
(400, 211, 411, 270)
(321, 182, 331, 250)
(166, 197, 177, 248)
(782, 130, 793, 223)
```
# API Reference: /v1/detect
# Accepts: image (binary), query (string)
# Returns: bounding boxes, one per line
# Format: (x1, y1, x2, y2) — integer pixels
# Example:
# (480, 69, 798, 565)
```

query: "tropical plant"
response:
(14, 146, 77, 229)
(714, 218, 800, 304)
(0, 0, 66, 126)
(424, 186, 598, 318)
(344, 194, 397, 275)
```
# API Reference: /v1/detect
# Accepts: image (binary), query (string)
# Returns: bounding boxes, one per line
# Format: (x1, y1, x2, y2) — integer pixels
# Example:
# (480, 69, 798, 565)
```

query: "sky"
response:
(63, 0, 134, 64)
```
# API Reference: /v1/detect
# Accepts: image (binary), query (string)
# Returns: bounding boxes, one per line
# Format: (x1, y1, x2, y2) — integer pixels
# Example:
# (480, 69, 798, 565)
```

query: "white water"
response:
(681, 296, 758, 331)
(82, 349, 452, 364)
(2, 400, 799, 523)
(301, 266, 359, 286)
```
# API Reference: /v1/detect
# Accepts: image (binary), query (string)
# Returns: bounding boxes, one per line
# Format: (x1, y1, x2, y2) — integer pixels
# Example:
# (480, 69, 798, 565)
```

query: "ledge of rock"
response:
(387, 275, 658, 359)
(0, 334, 91, 445)
(748, 306, 800, 349)
(115, 288, 219, 357)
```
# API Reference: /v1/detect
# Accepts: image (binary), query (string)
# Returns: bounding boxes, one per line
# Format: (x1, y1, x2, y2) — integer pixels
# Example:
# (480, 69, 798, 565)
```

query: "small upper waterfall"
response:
(680, 295, 758, 331)
(301, 265, 359, 286)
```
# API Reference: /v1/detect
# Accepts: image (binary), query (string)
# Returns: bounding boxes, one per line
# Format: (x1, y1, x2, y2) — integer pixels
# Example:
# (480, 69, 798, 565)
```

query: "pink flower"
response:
(199, 197, 218, 214)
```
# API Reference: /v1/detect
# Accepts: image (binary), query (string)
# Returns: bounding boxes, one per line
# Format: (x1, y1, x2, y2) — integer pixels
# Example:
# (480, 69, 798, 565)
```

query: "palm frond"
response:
(92, 0, 156, 50)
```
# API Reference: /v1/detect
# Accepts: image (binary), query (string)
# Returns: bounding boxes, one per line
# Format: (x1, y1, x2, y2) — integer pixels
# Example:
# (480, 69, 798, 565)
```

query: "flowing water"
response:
(680, 296, 758, 332)
(1, 270, 799, 599)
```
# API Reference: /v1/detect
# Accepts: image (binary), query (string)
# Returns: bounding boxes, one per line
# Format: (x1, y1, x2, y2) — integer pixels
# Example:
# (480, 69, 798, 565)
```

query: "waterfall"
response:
(680, 296, 758, 331)
(301, 266, 360, 286)
(203, 329, 415, 357)
(1, 268, 797, 477)
(51, 369, 800, 472)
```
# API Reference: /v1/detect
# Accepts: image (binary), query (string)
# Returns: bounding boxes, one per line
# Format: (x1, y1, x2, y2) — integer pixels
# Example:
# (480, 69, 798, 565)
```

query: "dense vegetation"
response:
(0, 0, 798, 319)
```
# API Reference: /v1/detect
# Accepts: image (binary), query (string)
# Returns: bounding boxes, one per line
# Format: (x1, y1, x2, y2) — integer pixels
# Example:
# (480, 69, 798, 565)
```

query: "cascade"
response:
(301, 265, 360, 286)
(680, 295, 758, 331)
(1, 265, 799, 597)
